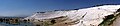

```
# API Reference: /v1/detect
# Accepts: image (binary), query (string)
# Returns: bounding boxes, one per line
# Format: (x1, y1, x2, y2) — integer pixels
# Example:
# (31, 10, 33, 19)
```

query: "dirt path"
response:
(110, 15, 120, 26)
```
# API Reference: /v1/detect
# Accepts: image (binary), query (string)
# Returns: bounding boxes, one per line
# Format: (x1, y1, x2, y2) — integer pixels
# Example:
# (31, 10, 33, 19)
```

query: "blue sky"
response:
(0, 0, 120, 16)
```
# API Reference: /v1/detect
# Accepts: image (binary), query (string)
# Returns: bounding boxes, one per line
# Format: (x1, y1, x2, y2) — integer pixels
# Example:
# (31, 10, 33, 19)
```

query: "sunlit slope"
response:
(24, 5, 120, 26)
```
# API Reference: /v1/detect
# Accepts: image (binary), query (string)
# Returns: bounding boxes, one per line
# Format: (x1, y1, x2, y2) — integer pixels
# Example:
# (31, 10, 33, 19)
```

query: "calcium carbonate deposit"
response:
(24, 5, 120, 26)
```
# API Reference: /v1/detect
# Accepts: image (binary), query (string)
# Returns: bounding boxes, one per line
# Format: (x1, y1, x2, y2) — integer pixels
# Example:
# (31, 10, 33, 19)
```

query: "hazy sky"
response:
(0, 0, 120, 16)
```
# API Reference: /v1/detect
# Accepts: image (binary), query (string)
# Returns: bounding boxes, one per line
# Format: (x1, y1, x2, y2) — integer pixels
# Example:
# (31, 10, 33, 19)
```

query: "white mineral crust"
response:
(24, 5, 120, 26)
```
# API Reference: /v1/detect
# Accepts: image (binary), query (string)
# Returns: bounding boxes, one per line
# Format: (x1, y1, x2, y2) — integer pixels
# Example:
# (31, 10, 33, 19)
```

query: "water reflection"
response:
(0, 17, 34, 26)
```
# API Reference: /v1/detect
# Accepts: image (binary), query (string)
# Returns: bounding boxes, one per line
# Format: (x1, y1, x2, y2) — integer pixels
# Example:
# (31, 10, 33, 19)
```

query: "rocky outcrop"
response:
(110, 13, 120, 26)
(24, 5, 120, 26)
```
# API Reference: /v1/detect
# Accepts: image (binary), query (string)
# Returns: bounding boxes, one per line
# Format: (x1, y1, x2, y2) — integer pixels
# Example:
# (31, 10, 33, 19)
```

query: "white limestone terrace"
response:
(24, 5, 120, 26)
